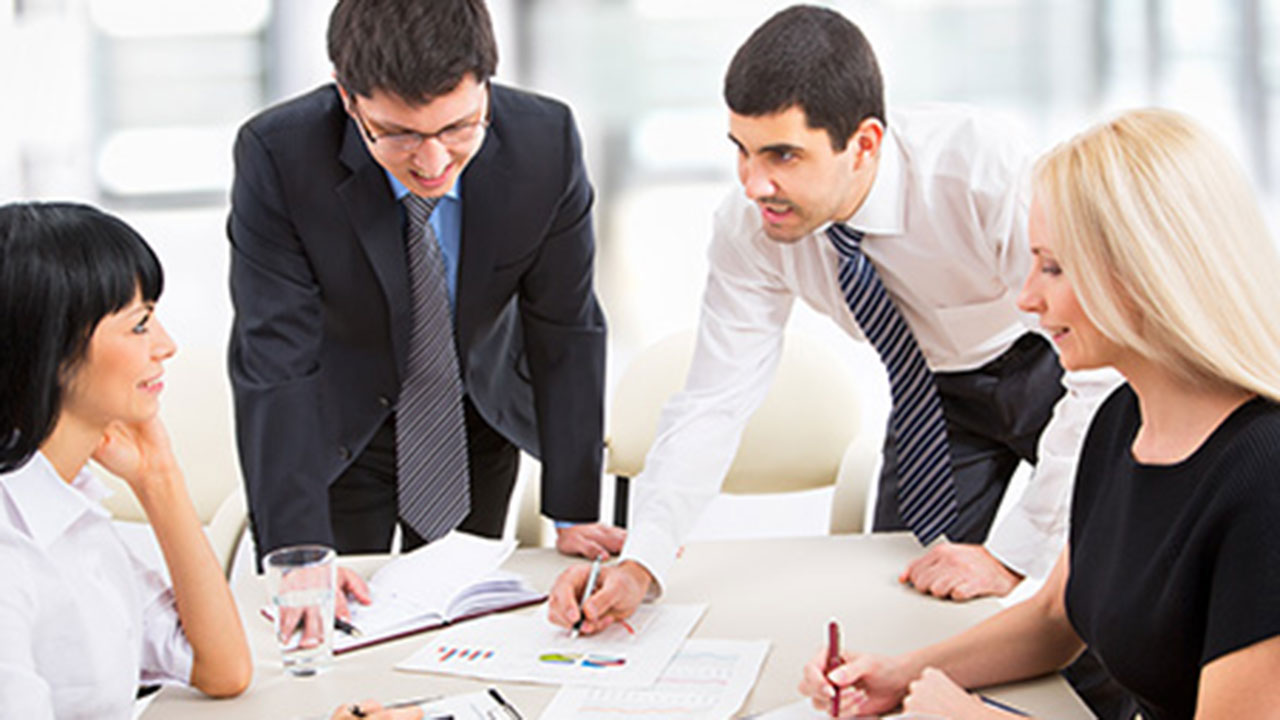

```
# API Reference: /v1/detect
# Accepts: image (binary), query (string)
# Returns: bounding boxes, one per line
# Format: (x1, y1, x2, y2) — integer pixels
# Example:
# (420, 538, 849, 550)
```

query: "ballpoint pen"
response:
(570, 556, 603, 639)
(348, 695, 445, 718)
(825, 619, 842, 718)
(334, 617, 362, 637)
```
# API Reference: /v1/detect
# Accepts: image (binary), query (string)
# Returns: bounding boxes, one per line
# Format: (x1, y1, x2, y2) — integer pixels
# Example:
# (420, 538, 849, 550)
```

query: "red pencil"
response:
(825, 620, 842, 718)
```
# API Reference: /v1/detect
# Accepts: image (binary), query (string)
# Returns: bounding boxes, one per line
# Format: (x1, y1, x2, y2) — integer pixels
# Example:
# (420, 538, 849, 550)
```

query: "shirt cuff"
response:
(618, 525, 680, 601)
(985, 507, 1066, 579)
(553, 521, 581, 529)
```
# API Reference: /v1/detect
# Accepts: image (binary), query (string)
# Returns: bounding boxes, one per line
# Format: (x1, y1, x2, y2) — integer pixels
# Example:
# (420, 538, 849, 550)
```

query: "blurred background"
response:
(3, 0, 1279, 538)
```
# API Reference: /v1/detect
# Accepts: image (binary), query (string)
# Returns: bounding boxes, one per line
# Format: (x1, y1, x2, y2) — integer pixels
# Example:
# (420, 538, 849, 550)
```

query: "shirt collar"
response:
(385, 169, 462, 206)
(842, 125, 906, 237)
(1, 452, 111, 548)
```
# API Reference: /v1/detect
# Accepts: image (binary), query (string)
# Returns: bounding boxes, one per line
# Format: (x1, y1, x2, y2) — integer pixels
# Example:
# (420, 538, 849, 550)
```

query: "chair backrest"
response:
(607, 329, 873, 533)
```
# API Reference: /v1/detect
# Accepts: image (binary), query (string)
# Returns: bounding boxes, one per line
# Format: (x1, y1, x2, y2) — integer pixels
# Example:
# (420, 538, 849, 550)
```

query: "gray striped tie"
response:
(828, 223, 957, 544)
(397, 194, 470, 542)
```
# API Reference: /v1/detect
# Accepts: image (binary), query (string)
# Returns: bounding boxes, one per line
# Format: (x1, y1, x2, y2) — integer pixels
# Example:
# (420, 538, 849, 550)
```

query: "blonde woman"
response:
(799, 109, 1280, 719)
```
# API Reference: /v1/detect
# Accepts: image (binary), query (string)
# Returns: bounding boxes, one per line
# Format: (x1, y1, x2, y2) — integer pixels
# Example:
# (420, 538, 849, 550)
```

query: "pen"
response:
(488, 687, 524, 720)
(348, 695, 445, 718)
(979, 694, 1029, 716)
(825, 619, 842, 718)
(334, 617, 362, 637)
(570, 556, 602, 638)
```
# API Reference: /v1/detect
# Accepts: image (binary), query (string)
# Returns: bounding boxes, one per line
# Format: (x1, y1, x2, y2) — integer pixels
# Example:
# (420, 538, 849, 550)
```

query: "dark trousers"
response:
(872, 333, 1065, 543)
(327, 397, 519, 554)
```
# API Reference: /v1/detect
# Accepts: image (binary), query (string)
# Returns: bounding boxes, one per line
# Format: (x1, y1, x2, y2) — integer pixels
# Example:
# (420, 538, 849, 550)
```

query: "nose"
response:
(1016, 266, 1043, 315)
(738, 156, 776, 201)
(151, 317, 178, 362)
(410, 137, 453, 177)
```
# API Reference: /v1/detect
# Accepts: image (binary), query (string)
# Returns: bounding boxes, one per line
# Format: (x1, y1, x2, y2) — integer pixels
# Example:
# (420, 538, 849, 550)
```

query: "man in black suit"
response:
(228, 0, 622, 564)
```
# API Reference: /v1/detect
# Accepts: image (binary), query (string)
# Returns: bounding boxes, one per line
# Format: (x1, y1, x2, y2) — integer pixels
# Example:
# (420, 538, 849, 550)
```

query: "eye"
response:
(1040, 261, 1062, 276)
(132, 312, 152, 334)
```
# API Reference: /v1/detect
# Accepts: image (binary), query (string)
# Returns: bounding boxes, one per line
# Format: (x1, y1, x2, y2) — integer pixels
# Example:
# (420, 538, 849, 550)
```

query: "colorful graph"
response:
(437, 645, 496, 662)
(538, 651, 627, 669)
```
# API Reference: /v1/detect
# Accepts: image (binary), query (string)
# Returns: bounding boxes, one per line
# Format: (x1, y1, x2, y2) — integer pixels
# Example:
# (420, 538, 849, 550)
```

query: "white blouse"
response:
(0, 452, 192, 720)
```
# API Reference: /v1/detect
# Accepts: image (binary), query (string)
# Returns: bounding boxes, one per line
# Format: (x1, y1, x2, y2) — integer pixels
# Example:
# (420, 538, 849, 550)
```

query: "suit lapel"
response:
(336, 118, 412, 379)
(457, 111, 514, 352)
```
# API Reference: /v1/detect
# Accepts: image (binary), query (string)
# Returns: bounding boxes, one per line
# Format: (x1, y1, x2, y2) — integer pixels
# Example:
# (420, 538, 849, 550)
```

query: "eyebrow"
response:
(725, 133, 802, 156)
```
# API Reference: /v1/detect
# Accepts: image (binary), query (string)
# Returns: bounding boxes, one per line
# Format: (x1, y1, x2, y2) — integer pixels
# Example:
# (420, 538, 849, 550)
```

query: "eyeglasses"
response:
(348, 87, 490, 156)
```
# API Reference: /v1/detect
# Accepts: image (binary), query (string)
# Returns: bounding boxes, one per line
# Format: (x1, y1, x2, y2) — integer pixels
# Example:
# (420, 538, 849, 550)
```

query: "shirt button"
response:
(337, 445, 351, 460)
(377, 395, 392, 408)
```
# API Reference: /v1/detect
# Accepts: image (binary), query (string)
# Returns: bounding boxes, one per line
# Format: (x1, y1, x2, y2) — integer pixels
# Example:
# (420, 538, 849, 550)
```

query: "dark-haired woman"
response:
(0, 202, 252, 718)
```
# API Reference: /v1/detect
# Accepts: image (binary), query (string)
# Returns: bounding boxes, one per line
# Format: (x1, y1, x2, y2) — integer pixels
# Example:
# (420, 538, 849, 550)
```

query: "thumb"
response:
(828, 654, 876, 687)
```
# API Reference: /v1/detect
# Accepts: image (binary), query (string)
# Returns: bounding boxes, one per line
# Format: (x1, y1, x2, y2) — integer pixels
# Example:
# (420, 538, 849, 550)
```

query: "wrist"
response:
(616, 559, 655, 592)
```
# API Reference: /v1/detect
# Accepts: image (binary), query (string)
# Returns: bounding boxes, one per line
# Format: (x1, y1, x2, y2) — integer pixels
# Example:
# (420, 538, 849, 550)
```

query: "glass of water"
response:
(264, 544, 336, 677)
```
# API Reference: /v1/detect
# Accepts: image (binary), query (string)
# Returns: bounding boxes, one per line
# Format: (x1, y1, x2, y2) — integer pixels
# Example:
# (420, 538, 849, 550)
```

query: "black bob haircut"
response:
(724, 5, 885, 151)
(0, 202, 164, 472)
(328, 0, 499, 103)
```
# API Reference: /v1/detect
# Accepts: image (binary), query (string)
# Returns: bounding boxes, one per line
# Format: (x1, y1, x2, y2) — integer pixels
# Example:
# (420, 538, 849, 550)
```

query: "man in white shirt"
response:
(550, 5, 1117, 627)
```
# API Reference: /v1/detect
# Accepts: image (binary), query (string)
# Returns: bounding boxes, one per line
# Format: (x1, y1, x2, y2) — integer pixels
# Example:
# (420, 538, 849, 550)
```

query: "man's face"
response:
(343, 74, 489, 198)
(728, 106, 878, 243)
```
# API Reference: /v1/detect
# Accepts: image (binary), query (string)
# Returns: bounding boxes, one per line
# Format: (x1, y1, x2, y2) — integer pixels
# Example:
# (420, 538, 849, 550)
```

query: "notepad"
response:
(265, 532, 546, 654)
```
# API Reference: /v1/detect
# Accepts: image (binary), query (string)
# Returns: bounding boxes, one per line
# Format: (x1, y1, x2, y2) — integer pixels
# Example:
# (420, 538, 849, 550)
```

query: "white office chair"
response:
(607, 329, 879, 535)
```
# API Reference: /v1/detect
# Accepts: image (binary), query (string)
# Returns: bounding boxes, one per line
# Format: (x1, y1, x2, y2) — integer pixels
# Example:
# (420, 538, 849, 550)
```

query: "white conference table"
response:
(143, 533, 1092, 719)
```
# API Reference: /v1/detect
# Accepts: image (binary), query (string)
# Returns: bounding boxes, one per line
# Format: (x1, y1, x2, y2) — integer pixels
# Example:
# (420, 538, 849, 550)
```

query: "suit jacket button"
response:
(337, 445, 351, 460)
(377, 395, 392, 408)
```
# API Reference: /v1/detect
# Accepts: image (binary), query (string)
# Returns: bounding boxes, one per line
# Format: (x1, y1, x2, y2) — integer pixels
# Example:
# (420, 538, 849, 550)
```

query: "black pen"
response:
(488, 687, 523, 720)
(349, 696, 446, 718)
(334, 617, 362, 637)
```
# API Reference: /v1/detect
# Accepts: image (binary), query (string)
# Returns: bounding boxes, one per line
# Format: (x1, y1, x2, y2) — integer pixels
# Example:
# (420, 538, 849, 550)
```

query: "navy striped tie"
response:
(827, 223, 957, 544)
(397, 194, 471, 543)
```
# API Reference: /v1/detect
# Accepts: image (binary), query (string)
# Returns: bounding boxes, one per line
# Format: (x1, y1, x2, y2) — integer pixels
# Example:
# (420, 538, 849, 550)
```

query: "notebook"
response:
(264, 532, 546, 654)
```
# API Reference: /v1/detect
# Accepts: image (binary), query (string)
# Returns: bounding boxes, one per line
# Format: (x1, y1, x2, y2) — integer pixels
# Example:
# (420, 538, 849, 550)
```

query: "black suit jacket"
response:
(227, 83, 606, 554)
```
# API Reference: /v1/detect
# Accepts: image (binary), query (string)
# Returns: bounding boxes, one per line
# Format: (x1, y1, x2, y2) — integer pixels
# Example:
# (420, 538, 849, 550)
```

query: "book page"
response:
(339, 532, 520, 650)
(397, 603, 707, 687)
(540, 638, 769, 720)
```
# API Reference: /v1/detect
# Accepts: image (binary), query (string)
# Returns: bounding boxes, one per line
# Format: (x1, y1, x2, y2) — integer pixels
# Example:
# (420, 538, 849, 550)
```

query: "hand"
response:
(335, 566, 372, 622)
(899, 543, 1023, 601)
(277, 566, 371, 649)
(799, 647, 912, 717)
(548, 559, 652, 635)
(91, 417, 180, 493)
(555, 522, 626, 559)
(332, 700, 424, 720)
(903, 667, 1010, 720)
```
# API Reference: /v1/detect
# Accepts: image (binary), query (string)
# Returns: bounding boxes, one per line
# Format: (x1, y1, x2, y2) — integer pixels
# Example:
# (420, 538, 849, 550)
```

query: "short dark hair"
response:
(724, 5, 885, 151)
(0, 202, 163, 472)
(328, 0, 499, 103)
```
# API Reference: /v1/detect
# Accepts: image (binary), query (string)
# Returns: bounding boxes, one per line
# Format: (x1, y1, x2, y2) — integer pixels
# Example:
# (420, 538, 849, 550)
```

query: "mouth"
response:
(1045, 326, 1070, 343)
(757, 200, 796, 224)
(138, 374, 165, 393)
(409, 164, 454, 190)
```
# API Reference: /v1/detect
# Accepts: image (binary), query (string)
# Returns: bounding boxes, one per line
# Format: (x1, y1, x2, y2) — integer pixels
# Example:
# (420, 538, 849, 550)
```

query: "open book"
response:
(265, 532, 545, 654)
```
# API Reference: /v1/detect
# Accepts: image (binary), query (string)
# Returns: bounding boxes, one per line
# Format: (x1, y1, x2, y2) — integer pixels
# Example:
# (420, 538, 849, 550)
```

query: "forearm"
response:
(901, 550, 1081, 690)
(134, 473, 251, 696)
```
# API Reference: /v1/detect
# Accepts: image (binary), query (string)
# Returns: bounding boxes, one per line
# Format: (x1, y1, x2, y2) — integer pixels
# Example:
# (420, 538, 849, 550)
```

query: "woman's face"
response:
(61, 292, 176, 429)
(1017, 197, 1123, 372)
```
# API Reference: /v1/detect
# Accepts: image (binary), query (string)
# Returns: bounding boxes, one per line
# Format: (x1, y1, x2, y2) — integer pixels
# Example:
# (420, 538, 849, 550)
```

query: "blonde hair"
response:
(1035, 108, 1280, 402)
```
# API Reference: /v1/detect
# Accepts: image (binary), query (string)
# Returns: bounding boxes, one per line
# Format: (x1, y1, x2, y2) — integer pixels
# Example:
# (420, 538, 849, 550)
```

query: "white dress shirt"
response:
(0, 452, 193, 720)
(620, 104, 1119, 590)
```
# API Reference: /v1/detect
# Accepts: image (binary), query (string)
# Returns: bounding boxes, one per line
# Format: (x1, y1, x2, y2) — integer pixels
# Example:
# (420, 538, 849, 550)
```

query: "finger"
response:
(335, 590, 351, 621)
(547, 567, 589, 627)
(301, 605, 324, 648)
(828, 654, 876, 686)
(598, 526, 627, 553)
(389, 707, 425, 720)
(339, 567, 373, 605)
(279, 606, 303, 643)
(929, 572, 960, 599)
(578, 540, 608, 561)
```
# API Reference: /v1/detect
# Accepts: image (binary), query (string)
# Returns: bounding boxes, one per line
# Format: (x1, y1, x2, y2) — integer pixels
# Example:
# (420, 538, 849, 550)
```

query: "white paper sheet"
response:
(742, 699, 944, 720)
(396, 603, 707, 687)
(539, 638, 770, 720)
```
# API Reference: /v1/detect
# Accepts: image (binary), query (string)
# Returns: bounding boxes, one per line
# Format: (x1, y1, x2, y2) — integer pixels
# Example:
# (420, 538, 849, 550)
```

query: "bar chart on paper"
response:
(540, 638, 770, 720)
(397, 603, 707, 687)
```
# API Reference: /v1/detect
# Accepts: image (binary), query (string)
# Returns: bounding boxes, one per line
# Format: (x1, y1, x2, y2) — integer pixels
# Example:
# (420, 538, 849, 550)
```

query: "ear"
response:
(849, 117, 884, 169)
